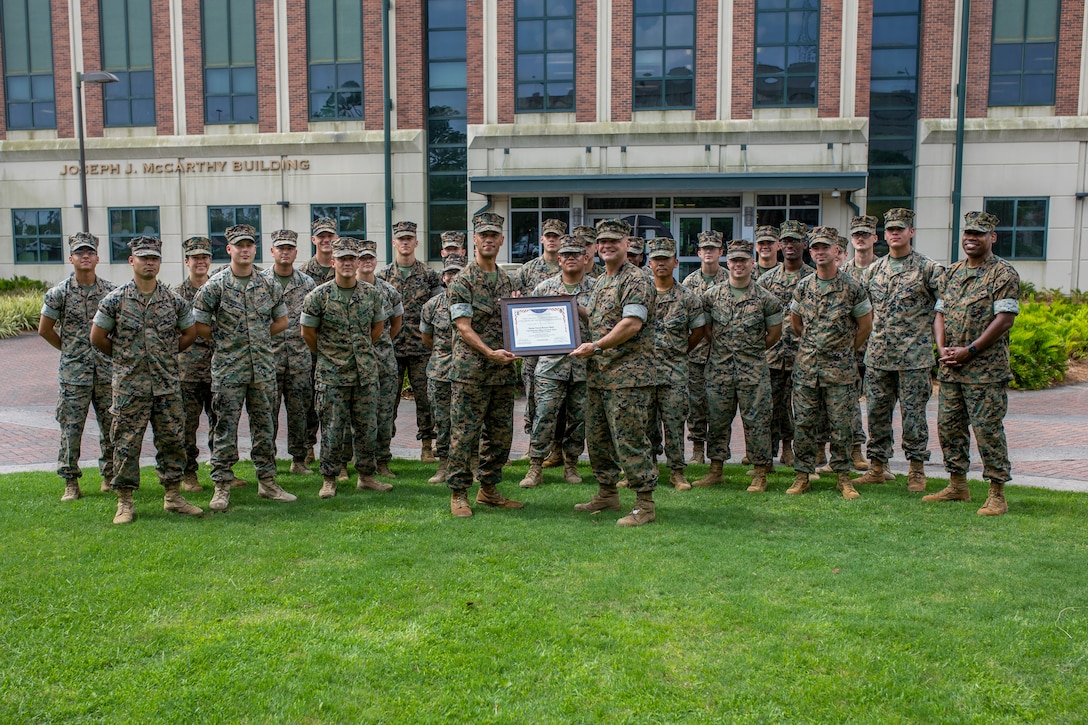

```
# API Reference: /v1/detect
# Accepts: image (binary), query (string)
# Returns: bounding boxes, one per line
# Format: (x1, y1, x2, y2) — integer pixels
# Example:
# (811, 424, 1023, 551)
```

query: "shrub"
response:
(0, 291, 44, 339)
(0, 276, 47, 294)
(1007, 300, 1088, 389)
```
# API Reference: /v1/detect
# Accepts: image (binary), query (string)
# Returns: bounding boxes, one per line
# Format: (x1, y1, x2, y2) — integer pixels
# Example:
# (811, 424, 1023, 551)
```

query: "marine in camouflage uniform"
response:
(377, 221, 442, 459)
(752, 224, 782, 281)
(39, 232, 116, 501)
(445, 213, 524, 517)
(927, 211, 1020, 516)
(695, 239, 783, 492)
(301, 217, 338, 460)
(840, 215, 882, 467)
(301, 237, 390, 498)
(421, 250, 467, 483)
(192, 224, 296, 510)
(90, 236, 202, 524)
(573, 225, 605, 278)
(681, 230, 729, 462)
(788, 226, 873, 499)
(571, 219, 659, 527)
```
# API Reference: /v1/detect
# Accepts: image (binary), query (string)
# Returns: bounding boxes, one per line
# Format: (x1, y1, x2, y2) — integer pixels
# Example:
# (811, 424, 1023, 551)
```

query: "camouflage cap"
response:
(849, 215, 879, 235)
(835, 235, 849, 251)
(627, 237, 646, 256)
(311, 217, 337, 236)
(595, 218, 631, 241)
(697, 230, 724, 248)
(780, 220, 808, 240)
(884, 207, 916, 229)
(443, 253, 468, 272)
(68, 232, 99, 252)
(392, 220, 417, 238)
(332, 236, 361, 258)
(129, 236, 162, 257)
(558, 235, 586, 255)
(541, 218, 568, 236)
(726, 238, 754, 260)
(182, 236, 212, 257)
(473, 212, 505, 234)
(647, 237, 677, 259)
(225, 224, 257, 244)
(572, 225, 597, 245)
(807, 225, 839, 247)
(963, 210, 1000, 233)
(754, 225, 780, 243)
(270, 229, 298, 247)
(441, 230, 466, 249)
(358, 239, 378, 258)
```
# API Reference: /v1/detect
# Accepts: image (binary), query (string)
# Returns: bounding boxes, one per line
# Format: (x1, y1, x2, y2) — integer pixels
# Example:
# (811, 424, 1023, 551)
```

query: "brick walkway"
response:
(2, 331, 1086, 492)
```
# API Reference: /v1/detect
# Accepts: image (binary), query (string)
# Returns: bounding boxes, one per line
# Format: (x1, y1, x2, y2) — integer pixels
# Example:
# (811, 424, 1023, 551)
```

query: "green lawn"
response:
(2, 461, 1086, 723)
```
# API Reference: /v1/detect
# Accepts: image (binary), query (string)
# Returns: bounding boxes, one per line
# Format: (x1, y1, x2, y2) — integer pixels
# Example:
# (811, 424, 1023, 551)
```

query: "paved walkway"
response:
(2, 332, 1086, 493)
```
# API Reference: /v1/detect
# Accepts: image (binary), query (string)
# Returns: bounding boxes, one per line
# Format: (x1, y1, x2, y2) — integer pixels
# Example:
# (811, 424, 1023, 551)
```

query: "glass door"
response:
(676, 214, 736, 281)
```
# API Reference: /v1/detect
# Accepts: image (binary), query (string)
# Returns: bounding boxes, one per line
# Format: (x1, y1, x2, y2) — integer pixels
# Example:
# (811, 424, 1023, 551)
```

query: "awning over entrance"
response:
(470, 171, 867, 195)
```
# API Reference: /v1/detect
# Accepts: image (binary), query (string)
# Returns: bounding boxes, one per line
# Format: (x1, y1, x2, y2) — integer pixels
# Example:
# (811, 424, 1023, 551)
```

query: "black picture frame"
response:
(499, 295, 582, 356)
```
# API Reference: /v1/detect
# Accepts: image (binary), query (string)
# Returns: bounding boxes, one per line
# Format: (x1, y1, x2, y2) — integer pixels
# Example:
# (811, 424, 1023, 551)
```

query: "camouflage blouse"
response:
(172, 277, 214, 383)
(703, 282, 783, 386)
(447, 262, 518, 386)
(41, 274, 114, 385)
(259, 268, 316, 376)
(790, 270, 872, 386)
(378, 260, 442, 357)
(586, 261, 657, 390)
(651, 283, 706, 386)
(758, 263, 815, 371)
(864, 251, 945, 371)
(420, 292, 454, 382)
(682, 266, 729, 364)
(300, 280, 387, 388)
(531, 274, 596, 382)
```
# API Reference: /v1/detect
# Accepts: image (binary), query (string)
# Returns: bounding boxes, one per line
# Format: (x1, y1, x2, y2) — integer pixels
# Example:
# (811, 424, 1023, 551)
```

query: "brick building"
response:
(1, 0, 1085, 287)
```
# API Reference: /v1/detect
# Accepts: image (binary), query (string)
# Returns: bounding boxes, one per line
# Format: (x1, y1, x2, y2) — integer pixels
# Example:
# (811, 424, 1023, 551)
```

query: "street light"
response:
(75, 70, 119, 233)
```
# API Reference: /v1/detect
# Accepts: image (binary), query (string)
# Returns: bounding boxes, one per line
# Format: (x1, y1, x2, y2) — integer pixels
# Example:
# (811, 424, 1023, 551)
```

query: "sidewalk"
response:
(2, 331, 1086, 493)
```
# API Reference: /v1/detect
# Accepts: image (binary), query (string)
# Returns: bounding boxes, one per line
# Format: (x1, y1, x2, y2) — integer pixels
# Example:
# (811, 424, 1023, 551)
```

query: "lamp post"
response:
(75, 70, 119, 233)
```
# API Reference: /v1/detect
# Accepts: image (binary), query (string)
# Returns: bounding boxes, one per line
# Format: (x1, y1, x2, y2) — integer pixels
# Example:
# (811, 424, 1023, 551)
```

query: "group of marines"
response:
(40, 204, 1019, 525)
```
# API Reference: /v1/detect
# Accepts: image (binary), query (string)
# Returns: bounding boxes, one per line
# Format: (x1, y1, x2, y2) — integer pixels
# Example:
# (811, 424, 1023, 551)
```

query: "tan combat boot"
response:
(258, 478, 298, 502)
(289, 460, 309, 475)
(786, 471, 811, 495)
(907, 460, 927, 492)
(230, 476, 249, 488)
(421, 439, 437, 463)
(542, 445, 563, 468)
(922, 472, 971, 502)
(376, 461, 397, 479)
(304, 446, 316, 465)
(574, 485, 621, 513)
(562, 456, 583, 484)
(746, 465, 768, 493)
(336, 466, 349, 482)
(977, 482, 1008, 516)
(780, 440, 795, 467)
(60, 479, 82, 502)
(209, 482, 231, 511)
(854, 460, 886, 485)
(519, 459, 544, 488)
(851, 444, 869, 471)
(740, 455, 751, 466)
(617, 490, 656, 527)
(692, 460, 724, 487)
(101, 476, 113, 493)
(477, 485, 524, 508)
(357, 473, 393, 492)
(163, 483, 204, 516)
(181, 471, 203, 493)
(319, 476, 337, 499)
(428, 459, 449, 484)
(450, 489, 473, 517)
(113, 488, 135, 524)
(670, 469, 692, 491)
(837, 473, 861, 500)
(691, 441, 705, 464)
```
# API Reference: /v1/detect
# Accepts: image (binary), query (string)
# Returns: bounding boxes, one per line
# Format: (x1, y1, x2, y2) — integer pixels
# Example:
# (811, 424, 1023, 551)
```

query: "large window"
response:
(989, 0, 1058, 106)
(755, 193, 820, 228)
(310, 205, 366, 238)
(208, 206, 261, 261)
(308, 0, 363, 119)
(985, 198, 1048, 260)
(108, 207, 160, 262)
(12, 209, 62, 263)
(510, 197, 571, 264)
(100, 0, 155, 126)
(633, 0, 694, 110)
(202, 0, 256, 124)
(754, 0, 819, 107)
(515, 0, 574, 112)
(2, 0, 55, 129)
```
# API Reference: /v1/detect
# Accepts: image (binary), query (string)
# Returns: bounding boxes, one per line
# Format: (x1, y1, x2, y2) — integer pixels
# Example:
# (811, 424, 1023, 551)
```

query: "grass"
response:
(2, 459, 1086, 723)
(0, 290, 43, 339)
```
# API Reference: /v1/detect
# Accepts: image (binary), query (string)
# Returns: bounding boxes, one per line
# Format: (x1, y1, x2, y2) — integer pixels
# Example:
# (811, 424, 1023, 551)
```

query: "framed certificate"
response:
(500, 295, 582, 356)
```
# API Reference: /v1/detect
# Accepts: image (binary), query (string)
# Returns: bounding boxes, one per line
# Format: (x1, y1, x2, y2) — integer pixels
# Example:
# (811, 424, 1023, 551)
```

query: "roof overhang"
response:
(470, 171, 867, 195)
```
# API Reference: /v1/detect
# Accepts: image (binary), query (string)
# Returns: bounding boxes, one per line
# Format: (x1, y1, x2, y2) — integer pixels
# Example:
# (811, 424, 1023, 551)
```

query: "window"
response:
(108, 208, 161, 262)
(989, 0, 1059, 106)
(12, 209, 62, 263)
(510, 197, 570, 264)
(985, 198, 1048, 260)
(100, 0, 155, 126)
(755, 194, 820, 228)
(310, 205, 366, 238)
(754, 0, 819, 107)
(515, 0, 575, 112)
(2, 0, 55, 129)
(208, 206, 261, 261)
(202, 0, 256, 124)
(633, 0, 694, 110)
(308, 0, 363, 119)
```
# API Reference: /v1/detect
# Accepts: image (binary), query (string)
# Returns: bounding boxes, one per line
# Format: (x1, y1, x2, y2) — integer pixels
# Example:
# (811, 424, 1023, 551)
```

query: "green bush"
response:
(1008, 300, 1088, 389)
(0, 291, 44, 339)
(0, 275, 47, 294)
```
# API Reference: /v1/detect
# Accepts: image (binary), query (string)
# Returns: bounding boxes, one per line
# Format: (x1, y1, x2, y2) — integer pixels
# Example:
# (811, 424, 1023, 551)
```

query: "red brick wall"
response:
(153, 0, 175, 135)
(854, 0, 872, 117)
(80, 1, 104, 137)
(965, 0, 991, 118)
(918, 0, 954, 119)
(496, 1, 514, 124)
(695, 0, 719, 120)
(467, 0, 483, 124)
(396, 0, 424, 130)
(731, 0, 754, 120)
(818, 0, 842, 117)
(575, 0, 597, 122)
(255, 0, 276, 131)
(287, 0, 308, 132)
(52, 0, 74, 138)
(1056, 0, 1084, 116)
(363, 0, 385, 130)
(610, 0, 632, 122)
(182, 0, 204, 135)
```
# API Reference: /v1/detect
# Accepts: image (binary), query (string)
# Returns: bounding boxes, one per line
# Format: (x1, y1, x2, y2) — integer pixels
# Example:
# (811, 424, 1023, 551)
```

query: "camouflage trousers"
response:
(180, 380, 215, 474)
(319, 382, 378, 477)
(686, 361, 709, 443)
(529, 376, 586, 461)
(707, 377, 773, 466)
(586, 385, 657, 492)
(447, 383, 517, 491)
(272, 370, 312, 463)
(375, 348, 399, 463)
(938, 381, 1011, 484)
(306, 356, 319, 447)
(852, 364, 866, 446)
(866, 367, 932, 464)
(109, 392, 185, 490)
(769, 367, 795, 448)
(210, 383, 277, 483)
(522, 357, 540, 434)
(649, 383, 689, 470)
(56, 381, 114, 481)
(428, 378, 453, 460)
(793, 382, 858, 474)
(393, 355, 436, 441)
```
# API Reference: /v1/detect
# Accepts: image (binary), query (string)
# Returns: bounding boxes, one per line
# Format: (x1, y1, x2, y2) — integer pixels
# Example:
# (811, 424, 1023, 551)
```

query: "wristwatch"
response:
(593, 344, 603, 355)
(967, 344, 979, 357)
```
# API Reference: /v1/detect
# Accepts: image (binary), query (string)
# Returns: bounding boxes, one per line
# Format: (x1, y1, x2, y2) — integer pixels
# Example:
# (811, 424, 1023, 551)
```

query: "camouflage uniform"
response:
(511, 236, 564, 435)
(758, 260, 815, 450)
(370, 277, 404, 465)
(421, 285, 455, 460)
(681, 240, 729, 447)
(301, 250, 336, 449)
(840, 255, 878, 447)
(173, 275, 216, 475)
(42, 269, 116, 484)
